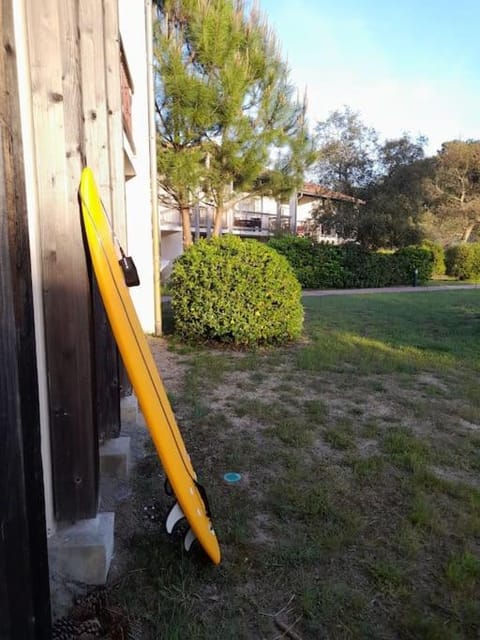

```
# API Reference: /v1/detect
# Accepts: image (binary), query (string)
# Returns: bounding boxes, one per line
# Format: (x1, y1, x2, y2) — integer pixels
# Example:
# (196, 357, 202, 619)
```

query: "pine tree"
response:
(154, 0, 314, 246)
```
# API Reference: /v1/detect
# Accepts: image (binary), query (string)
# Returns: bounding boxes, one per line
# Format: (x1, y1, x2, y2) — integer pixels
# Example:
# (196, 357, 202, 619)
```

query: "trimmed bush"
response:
(268, 235, 434, 288)
(170, 235, 303, 345)
(420, 240, 446, 276)
(445, 243, 480, 280)
(268, 236, 344, 288)
(342, 243, 392, 287)
(267, 236, 343, 288)
(394, 246, 434, 285)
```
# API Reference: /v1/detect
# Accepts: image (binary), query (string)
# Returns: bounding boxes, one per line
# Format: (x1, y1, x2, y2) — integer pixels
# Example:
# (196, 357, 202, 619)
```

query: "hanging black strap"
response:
(118, 246, 140, 287)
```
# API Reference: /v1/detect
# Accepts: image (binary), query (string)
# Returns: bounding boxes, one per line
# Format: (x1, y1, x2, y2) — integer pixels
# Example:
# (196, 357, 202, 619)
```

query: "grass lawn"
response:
(111, 290, 480, 639)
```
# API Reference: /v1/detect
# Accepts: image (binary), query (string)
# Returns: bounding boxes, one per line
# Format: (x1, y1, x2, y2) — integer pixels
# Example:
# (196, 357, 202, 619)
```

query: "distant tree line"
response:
(312, 106, 480, 249)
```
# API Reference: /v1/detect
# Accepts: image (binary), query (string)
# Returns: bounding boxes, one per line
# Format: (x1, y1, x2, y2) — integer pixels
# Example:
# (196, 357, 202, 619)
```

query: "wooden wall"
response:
(0, 1, 51, 636)
(25, 0, 127, 521)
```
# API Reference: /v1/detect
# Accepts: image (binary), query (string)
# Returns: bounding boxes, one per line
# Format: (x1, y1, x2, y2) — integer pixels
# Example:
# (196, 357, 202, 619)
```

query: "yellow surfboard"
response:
(79, 168, 220, 565)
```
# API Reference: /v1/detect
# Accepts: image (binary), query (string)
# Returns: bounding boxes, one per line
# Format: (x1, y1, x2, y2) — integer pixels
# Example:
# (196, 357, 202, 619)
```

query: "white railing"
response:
(159, 206, 291, 235)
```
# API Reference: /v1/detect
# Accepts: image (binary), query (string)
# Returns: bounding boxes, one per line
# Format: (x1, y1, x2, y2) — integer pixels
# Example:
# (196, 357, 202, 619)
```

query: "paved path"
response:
(302, 284, 480, 297)
(161, 284, 479, 303)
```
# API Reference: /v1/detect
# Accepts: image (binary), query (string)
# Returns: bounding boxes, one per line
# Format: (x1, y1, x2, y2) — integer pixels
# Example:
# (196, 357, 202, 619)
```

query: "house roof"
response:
(299, 182, 366, 205)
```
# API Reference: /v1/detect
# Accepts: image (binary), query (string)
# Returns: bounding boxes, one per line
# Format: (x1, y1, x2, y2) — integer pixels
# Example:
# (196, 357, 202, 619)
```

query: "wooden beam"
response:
(0, 1, 51, 636)
(103, 0, 132, 397)
(103, 0, 127, 246)
(79, 0, 121, 440)
(26, 0, 98, 520)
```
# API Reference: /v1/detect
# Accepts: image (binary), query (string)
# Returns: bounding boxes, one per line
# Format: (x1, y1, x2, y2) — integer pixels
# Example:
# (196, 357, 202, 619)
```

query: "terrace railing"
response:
(159, 206, 291, 235)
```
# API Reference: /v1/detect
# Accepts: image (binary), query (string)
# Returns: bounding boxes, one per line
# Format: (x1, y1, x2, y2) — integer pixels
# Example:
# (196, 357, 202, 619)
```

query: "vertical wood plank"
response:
(104, 0, 132, 398)
(79, 0, 121, 439)
(79, 0, 111, 209)
(26, 0, 97, 520)
(0, 0, 51, 635)
(0, 125, 40, 639)
(103, 0, 127, 246)
(79, 0, 122, 436)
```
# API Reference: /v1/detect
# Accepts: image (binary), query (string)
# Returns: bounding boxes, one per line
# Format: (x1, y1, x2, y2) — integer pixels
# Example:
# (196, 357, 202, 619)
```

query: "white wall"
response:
(161, 231, 183, 263)
(160, 231, 183, 281)
(297, 200, 317, 224)
(118, 1, 156, 333)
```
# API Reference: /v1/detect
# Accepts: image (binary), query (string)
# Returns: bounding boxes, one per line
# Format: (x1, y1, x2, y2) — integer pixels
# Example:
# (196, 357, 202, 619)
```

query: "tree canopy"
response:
(314, 105, 379, 194)
(154, 0, 314, 247)
(311, 107, 432, 248)
(427, 140, 480, 243)
(358, 135, 434, 249)
(311, 106, 480, 249)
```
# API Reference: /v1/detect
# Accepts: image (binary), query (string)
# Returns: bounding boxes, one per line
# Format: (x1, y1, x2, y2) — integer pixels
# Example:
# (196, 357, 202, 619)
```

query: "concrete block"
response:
(136, 408, 147, 428)
(120, 394, 137, 423)
(48, 512, 114, 585)
(99, 436, 131, 479)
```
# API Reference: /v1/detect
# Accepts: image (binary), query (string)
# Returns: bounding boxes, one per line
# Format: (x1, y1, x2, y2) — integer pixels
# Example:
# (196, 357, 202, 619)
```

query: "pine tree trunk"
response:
(181, 205, 192, 249)
(212, 204, 225, 237)
(462, 223, 475, 243)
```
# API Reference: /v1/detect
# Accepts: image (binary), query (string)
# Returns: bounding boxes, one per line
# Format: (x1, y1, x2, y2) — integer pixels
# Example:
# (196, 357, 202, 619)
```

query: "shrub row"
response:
(267, 236, 434, 289)
(420, 240, 446, 276)
(445, 243, 480, 280)
(170, 235, 303, 346)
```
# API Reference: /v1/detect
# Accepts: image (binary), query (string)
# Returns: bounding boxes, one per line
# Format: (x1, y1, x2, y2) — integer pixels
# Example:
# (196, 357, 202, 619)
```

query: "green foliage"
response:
(420, 240, 446, 276)
(342, 243, 392, 287)
(445, 243, 480, 279)
(314, 106, 379, 193)
(268, 236, 344, 288)
(170, 235, 303, 345)
(394, 246, 434, 285)
(428, 140, 480, 244)
(312, 113, 432, 249)
(268, 235, 434, 288)
(155, 0, 315, 242)
(445, 550, 480, 592)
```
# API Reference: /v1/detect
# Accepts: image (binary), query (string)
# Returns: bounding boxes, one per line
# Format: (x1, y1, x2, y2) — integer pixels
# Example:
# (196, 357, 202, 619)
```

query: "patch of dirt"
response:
(416, 373, 449, 392)
(148, 337, 189, 395)
(458, 418, 480, 433)
(430, 465, 480, 490)
(358, 438, 379, 456)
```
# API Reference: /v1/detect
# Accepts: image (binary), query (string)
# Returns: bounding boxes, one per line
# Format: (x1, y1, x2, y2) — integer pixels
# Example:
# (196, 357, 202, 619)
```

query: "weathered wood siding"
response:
(25, 0, 126, 520)
(79, 0, 121, 441)
(0, 0, 51, 635)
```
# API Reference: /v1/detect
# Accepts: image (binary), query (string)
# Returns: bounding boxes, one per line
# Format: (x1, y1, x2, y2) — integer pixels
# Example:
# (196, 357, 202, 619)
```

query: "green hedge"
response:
(170, 235, 303, 345)
(420, 241, 446, 276)
(268, 236, 434, 288)
(445, 243, 480, 280)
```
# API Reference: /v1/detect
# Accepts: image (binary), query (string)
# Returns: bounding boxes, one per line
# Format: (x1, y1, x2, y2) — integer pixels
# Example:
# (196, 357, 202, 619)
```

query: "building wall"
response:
(12, 0, 157, 525)
(13, 0, 55, 536)
(297, 200, 344, 244)
(118, 0, 157, 334)
(160, 230, 183, 281)
(1, 1, 52, 633)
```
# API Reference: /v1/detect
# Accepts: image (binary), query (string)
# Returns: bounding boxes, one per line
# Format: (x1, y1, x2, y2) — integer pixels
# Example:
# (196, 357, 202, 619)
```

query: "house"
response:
(1, 0, 158, 634)
(159, 182, 365, 275)
(295, 182, 366, 243)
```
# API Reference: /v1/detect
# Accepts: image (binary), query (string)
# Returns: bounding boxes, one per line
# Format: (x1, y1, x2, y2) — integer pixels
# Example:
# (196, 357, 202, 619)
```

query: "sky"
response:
(258, 0, 480, 156)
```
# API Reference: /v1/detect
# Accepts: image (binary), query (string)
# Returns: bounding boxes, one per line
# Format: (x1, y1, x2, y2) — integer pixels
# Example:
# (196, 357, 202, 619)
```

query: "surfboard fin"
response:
(166, 501, 185, 534)
(184, 528, 197, 552)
